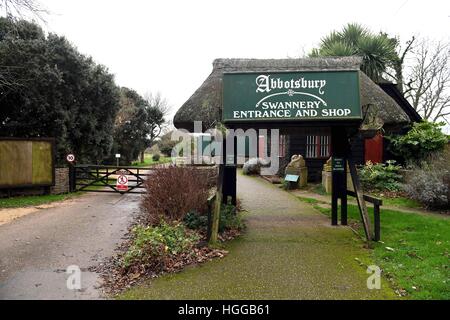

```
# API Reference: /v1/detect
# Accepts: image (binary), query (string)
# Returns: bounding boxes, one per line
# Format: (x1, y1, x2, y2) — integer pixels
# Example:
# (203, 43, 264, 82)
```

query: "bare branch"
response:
(0, 0, 48, 21)
(404, 38, 450, 123)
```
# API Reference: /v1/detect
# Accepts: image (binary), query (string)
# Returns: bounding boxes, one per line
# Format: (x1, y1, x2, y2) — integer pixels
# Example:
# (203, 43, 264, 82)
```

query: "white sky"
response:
(39, 0, 450, 129)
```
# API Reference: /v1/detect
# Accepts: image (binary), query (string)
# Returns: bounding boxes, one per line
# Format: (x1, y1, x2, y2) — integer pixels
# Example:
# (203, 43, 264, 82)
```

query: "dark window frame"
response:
(306, 135, 330, 159)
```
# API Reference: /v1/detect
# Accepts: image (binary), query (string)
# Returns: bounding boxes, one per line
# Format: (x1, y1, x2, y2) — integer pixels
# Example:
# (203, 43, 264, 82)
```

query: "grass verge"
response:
(298, 195, 450, 300)
(381, 197, 422, 209)
(131, 154, 172, 167)
(0, 193, 80, 209)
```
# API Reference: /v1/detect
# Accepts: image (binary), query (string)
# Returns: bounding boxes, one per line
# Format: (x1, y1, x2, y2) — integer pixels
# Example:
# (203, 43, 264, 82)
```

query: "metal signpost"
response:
(115, 154, 121, 167)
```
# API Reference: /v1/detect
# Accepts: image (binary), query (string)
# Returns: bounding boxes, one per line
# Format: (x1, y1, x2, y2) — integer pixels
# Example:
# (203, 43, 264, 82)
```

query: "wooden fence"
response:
(0, 138, 55, 189)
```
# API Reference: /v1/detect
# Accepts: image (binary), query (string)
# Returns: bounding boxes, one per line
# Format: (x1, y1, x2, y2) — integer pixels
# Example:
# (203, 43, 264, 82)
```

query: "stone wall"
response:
(50, 167, 70, 195)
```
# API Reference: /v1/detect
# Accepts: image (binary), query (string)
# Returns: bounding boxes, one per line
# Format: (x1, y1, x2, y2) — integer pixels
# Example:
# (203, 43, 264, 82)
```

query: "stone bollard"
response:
(284, 155, 308, 189)
(322, 158, 333, 193)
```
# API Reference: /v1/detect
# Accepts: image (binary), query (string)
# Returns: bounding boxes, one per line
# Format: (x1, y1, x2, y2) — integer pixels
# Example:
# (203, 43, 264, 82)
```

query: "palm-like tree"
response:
(311, 23, 398, 82)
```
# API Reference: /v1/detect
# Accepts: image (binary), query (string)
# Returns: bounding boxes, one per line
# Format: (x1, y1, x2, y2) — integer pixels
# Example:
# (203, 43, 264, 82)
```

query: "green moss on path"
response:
(119, 174, 398, 300)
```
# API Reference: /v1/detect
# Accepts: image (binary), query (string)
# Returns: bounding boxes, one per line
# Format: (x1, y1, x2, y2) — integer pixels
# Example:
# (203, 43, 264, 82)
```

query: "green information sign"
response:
(223, 71, 361, 122)
(332, 158, 345, 172)
(285, 174, 300, 182)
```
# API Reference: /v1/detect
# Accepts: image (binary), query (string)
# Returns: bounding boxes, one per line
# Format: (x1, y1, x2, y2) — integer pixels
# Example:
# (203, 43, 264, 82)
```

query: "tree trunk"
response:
(394, 62, 404, 94)
(140, 150, 145, 163)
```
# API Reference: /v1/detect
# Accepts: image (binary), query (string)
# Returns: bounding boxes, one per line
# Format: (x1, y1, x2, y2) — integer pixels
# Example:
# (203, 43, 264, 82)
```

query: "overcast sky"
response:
(39, 0, 450, 128)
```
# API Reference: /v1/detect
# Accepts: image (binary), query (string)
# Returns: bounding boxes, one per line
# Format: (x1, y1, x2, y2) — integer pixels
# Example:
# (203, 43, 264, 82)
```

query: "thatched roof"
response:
(174, 57, 410, 131)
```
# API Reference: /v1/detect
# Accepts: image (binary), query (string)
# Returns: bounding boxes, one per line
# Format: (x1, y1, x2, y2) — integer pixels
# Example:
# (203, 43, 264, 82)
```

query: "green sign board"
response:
(223, 71, 361, 123)
(332, 158, 345, 172)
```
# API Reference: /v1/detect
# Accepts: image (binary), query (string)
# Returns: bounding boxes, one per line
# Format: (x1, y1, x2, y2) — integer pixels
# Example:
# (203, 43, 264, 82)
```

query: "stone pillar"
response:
(284, 155, 308, 189)
(50, 167, 70, 195)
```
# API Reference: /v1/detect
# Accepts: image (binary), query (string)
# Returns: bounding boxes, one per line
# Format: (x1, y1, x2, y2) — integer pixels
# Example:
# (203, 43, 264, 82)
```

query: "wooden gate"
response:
(69, 165, 152, 194)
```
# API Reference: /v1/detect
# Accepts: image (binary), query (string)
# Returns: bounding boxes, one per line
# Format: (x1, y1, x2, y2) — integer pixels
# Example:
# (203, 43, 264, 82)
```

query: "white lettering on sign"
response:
(256, 75, 327, 94)
(232, 108, 352, 119)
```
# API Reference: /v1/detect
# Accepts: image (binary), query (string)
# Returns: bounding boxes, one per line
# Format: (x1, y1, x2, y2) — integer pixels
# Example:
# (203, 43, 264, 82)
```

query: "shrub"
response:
(388, 121, 448, 164)
(141, 166, 212, 226)
(183, 205, 245, 233)
(219, 204, 245, 232)
(123, 222, 200, 269)
(359, 160, 403, 192)
(403, 150, 449, 210)
(183, 211, 208, 230)
(152, 153, 161, 162)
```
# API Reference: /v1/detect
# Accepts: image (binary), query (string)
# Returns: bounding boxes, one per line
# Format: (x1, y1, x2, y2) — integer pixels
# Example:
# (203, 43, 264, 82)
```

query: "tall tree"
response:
(141, 92, 167, 162)
(111, 89, 167, 165)
(310, 23, 399, 82)
(112, 87, 150, 164)
(404, 39, 450, 124)
(0, 17, 121, 163)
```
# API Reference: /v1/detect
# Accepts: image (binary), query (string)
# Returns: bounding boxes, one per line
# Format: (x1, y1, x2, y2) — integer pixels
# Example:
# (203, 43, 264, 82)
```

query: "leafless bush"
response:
(403, 149, 450, 210)
(140, 166, 214, 226)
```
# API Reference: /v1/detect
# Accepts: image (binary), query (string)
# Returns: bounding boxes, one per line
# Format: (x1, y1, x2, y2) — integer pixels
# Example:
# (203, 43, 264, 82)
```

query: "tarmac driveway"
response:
(0, 192, 139, 300)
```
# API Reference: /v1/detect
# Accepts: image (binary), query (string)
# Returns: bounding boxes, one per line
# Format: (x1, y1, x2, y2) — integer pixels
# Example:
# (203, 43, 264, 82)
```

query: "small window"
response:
(306, 135, 330, 158)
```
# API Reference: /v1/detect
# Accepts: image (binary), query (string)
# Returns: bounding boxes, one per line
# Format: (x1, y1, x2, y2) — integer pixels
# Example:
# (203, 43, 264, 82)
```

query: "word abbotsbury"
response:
(256, 74, 327, 94)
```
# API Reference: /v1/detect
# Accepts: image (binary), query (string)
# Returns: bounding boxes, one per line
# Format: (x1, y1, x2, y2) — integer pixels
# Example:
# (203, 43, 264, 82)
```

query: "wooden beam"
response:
(347, 191, 383, 206)
(348, 158, 372, 242)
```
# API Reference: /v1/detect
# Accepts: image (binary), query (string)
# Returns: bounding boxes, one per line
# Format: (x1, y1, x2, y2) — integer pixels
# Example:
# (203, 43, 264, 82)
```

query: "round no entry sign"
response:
(66, 154, 75, 163)
(116, 174, 129, 192)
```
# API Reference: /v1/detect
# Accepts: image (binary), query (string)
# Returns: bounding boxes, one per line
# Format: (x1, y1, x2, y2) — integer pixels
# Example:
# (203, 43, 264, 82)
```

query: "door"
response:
(364, 133, 383, 164)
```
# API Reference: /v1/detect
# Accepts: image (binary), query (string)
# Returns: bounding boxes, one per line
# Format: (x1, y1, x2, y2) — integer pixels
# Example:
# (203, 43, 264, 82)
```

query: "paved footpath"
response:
(121, 174, 397, 300)
(0, 193, 139, 300)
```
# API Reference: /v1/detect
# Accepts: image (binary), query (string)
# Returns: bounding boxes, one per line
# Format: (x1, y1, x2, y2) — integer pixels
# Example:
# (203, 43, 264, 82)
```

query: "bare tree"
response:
(404, 39, 450, 124)
(140, 92, 171, 162)
(385, 36, 416, 93)
(0, 0, 47, 20)
(145, 92, 171, 117)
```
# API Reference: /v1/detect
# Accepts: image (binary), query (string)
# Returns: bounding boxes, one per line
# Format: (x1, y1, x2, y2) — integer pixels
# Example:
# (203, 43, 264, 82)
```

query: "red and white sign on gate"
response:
(116, 174, 129, 192)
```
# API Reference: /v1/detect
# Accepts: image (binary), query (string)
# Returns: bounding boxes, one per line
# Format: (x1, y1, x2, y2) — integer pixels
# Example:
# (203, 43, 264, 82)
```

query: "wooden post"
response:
(206, 195, 215, 243)
(331, 189, 338, 226)
(331, 127, 349, 226)
(209, 164, 224, 245)
(348, 158, 372, 242)
(69, 164, 76, 192)
(374, 204, 381, 242)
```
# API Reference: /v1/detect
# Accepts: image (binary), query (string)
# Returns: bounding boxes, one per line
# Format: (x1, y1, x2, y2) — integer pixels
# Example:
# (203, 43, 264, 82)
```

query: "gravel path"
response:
(0, 193, 140, 300)
(120, 173, 397, 300)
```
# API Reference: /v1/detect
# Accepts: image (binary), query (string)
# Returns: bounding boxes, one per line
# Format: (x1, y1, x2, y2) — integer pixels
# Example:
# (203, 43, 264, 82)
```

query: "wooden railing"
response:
(347, 190, 383, 242)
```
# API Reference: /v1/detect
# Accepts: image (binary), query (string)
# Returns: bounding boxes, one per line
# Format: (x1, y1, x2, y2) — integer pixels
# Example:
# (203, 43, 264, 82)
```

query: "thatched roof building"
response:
(174, 57, 411, 131)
